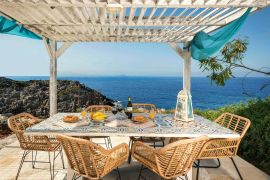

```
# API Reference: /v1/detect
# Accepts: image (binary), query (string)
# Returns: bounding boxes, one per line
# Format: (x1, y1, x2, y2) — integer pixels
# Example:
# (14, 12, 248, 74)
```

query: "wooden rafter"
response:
(0, 0, 268, 43)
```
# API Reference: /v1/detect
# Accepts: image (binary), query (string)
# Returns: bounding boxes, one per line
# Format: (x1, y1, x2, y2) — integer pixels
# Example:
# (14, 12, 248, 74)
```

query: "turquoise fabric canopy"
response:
(191, 8, 252, 61)
(0, 16, 41, 40)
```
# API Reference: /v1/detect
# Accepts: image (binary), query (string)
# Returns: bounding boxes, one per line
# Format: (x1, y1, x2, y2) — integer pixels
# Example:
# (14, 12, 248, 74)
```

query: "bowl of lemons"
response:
(91, 112, 107, 122)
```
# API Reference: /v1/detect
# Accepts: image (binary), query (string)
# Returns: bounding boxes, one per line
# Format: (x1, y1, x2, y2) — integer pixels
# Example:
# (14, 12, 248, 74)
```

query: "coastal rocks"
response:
(0, 77, 114, 118)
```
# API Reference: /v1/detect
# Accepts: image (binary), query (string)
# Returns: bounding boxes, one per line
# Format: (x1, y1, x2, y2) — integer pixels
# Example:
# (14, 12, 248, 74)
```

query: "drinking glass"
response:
(81, 109, 87, 119)
(149, 109, 156, 120)
(112, 106, 118, 115)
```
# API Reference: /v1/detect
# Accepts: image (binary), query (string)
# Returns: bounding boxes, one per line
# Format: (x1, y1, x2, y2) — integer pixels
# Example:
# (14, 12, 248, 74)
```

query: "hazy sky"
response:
(0, 7, 269, 77)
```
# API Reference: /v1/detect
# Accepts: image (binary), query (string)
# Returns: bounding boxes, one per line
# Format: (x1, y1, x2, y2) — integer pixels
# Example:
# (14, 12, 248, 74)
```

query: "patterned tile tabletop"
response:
(25, 113, 239, 138)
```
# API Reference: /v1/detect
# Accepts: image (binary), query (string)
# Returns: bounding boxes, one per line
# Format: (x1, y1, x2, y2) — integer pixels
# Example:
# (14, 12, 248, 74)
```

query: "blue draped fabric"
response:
(0, 16, 41, 40)
(191, 8, 252, 61)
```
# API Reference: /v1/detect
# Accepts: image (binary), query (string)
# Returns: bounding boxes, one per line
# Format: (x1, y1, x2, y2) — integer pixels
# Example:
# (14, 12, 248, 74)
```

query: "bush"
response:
(195, 97, 270, 175)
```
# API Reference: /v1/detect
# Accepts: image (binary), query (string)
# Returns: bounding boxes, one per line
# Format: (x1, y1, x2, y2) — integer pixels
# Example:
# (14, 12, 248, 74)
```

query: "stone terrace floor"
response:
(0, 136, 269, 180)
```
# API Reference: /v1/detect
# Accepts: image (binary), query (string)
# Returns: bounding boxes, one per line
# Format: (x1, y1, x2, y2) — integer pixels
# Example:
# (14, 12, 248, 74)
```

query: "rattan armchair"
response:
(195, 112, 251, 180)
(132, 136, 208, 180)
(128, 103, 165, 164)
(56, 134, 129, 180)
(8, 113, 65, 180)
(85, 105, 113, 149)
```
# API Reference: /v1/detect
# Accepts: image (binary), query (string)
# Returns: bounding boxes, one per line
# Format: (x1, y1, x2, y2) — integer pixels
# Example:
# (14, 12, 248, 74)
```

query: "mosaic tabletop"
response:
(25, 113, 239, 138)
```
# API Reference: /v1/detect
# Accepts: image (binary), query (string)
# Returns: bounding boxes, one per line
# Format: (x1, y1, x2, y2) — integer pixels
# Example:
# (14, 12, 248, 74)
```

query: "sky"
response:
(0, 7, 269, 77)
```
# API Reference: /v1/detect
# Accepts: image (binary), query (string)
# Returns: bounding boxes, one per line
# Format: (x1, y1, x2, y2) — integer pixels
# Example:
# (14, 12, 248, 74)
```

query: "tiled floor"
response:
(0, 137, 269, 180)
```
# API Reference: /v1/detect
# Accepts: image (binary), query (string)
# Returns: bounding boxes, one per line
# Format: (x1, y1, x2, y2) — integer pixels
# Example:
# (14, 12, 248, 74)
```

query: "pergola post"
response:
(182, 42, 191, 92)
(169, 42, 191, 91)
(50, 41, 57, 116)
(43, 38, 72, 116)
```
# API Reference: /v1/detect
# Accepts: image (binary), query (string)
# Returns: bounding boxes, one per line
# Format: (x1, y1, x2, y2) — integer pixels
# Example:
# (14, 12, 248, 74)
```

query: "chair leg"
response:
(60, 148, 65, 169)
(162, 140, 165, 147)
(230, 157, 243, 180)
(72, 173, 81, 180)
(138, 165, 144, 180)
(185, 174, 188, 180)
(104, 138, 109, 149)
(31, 150, 37, 168)
(128, 139, 133, 164)
(107, 137, 113, 148)
(196, 160, 200, 180)
(16, 150, 28, 180)
(193, 158, 220, 168)
(116, 167, 122, 180)
(48, 151, 55, 180)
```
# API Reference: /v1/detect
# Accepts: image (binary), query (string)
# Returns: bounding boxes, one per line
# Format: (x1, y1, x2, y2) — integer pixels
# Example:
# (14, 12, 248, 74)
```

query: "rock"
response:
(0, 77, 114, 118)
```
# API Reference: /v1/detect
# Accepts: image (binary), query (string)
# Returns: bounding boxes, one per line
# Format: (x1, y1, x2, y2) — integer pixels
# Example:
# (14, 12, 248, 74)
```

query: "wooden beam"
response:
(56, 42, 73, 59)
(43, 37, 53, 59)
(169, 43, 184, 59)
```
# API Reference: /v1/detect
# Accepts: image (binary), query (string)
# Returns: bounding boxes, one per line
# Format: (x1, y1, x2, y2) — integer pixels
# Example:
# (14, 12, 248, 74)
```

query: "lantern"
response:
(174, 90, 194, 122)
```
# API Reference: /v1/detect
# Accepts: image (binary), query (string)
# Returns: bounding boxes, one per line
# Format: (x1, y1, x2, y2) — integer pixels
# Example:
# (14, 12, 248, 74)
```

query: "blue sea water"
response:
(8, 76, 270, 110)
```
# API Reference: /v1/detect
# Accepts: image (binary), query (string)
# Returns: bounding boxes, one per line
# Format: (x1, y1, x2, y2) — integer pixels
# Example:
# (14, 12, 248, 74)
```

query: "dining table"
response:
(25, 112, 240, 180)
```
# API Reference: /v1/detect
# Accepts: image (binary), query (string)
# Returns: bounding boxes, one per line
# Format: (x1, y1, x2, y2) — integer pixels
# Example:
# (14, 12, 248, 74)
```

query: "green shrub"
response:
(195, 97, 270, 175)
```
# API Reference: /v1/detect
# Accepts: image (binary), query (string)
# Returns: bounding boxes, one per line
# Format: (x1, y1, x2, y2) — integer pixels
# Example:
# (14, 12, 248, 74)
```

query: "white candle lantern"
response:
(174, 90, 194, 122)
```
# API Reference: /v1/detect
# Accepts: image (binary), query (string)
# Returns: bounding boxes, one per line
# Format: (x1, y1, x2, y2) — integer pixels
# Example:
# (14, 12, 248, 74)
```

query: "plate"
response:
(63, 115, 79, 123)
(132, 116, 148, 124)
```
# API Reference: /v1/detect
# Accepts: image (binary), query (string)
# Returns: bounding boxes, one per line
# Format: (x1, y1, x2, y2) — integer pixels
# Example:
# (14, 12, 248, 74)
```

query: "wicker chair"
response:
(195, 112, 251, 180)
(8, 113, 65, 180)
(85, 105, 113, 149)
(56, 134, 129, 180)
(128, 103, 165, 164)
(132, 136, 208, 180)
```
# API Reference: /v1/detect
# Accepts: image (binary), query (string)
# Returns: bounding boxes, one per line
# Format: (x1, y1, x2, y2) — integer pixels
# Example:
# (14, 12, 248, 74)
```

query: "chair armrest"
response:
(131, 141, 156, 155)
(102, 143, 129, 176)
(198, 138, 241, 159)
(107, 143, 129, 156)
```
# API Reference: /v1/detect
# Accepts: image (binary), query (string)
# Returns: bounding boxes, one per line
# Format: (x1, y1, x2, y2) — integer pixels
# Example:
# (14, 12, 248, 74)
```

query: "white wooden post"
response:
(50, 40, 57, 116)
(43, 38, 72, 117)
(169, 42, 191, 91)
(182, 42, 191, 92)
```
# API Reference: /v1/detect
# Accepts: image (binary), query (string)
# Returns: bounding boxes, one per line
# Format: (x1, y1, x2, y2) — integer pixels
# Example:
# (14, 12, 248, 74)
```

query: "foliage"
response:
(195, 97, 270, 174)
(199, 38, 270, 86)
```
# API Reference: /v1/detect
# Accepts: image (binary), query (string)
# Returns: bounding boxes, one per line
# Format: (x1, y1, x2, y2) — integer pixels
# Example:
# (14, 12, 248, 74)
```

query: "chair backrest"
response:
(132, 103, 157, 113)
(155, 136, 208, 179)
(215, 112, 251, 138)
(8, 113, 39, 148)
(56, 135, 108, 179)
(85, 105, 112, 113)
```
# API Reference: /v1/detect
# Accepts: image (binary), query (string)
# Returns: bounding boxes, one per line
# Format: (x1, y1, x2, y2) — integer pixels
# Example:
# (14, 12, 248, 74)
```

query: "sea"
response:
(7, 76, 270, 110)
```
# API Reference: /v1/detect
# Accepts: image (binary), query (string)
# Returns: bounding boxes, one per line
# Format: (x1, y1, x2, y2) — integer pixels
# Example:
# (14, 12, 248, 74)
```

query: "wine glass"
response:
(116, 101, 123, 112)
(112, 105, 118, 115)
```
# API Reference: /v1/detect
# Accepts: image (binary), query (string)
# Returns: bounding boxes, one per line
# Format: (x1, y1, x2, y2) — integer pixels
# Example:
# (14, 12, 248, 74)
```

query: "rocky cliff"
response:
(0, 77, 114, 118)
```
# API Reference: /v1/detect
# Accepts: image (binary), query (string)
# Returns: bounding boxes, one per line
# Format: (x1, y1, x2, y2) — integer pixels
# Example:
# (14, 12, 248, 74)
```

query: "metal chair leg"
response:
(31, 150, 37, 168)
(138, 165, 144, 180)
(128, 139, 133, 164)
(193, 158, 220, 168)
(230, 157, 243, 180)
(16, 150, 29, 180)
(60, 148, 65, 169)
(48, 151, 55, 180)
(116, 167, 122, 180)
(72, 173, 81, 180)
(104, 138, 109, 149)
(196, 160, 200, 180)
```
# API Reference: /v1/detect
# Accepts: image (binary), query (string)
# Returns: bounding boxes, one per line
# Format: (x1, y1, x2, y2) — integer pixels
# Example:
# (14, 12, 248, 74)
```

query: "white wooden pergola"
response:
(0, 0, 269, 116)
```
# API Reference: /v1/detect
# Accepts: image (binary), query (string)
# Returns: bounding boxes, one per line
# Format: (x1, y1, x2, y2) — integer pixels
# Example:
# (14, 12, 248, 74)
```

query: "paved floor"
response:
(0, 137, 269, 180)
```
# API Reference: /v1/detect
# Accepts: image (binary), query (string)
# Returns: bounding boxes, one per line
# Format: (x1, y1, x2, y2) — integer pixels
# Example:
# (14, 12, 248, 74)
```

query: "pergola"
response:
(0, 0, 269, 116)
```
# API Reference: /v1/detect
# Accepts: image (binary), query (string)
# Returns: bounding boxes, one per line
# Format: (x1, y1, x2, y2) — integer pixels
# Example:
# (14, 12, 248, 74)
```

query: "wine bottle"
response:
(126, 97, 133, 119)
